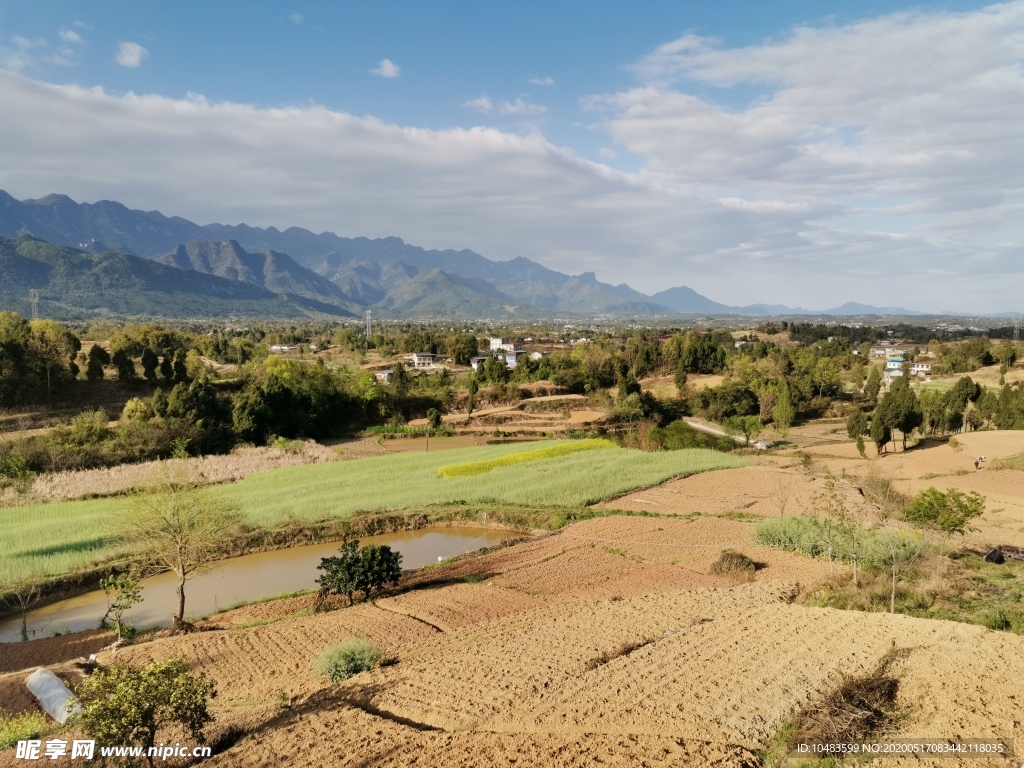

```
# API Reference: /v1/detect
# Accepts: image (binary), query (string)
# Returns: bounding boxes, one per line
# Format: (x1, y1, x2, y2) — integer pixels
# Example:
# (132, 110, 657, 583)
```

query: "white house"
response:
(910, 361, 933, 376)
(885, 358, 904, 370)
(374, 370, 393, 383)
(529, 351, 547, 361)
(470, 356, 489, 371)
(489, 337, 516, 352)
(269, 344, 293, 353)
(411, 352, 437, 368)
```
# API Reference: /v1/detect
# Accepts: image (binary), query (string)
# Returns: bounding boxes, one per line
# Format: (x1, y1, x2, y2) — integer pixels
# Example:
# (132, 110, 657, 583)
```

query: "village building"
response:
(411, 352, 438, 368)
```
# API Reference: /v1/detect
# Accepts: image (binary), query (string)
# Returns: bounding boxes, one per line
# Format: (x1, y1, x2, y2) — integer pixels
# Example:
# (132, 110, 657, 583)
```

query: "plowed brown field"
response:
(6, 458, 1024, 767)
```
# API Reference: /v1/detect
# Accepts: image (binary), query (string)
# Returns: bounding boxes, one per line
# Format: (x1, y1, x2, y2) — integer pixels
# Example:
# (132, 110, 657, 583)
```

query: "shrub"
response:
(76, 656, 215, 758)
(903, 487, 985, 535)
(0, 710, 46, 750)
(316, 637, 382, 683)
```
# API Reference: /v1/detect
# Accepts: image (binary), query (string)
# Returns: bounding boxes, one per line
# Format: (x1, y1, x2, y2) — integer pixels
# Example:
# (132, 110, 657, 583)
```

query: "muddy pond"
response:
(0, 527, 514, 643)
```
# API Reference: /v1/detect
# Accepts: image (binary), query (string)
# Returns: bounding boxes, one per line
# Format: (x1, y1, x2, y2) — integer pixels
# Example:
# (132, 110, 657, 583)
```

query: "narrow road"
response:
(682, 417, 747, 445)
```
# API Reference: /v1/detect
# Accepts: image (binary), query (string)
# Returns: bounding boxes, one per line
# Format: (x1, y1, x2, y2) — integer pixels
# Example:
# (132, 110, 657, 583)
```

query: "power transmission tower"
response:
(29, 289, 39, 321)
(365, 309, 372, 340)
(1014, 314, 1020, 343)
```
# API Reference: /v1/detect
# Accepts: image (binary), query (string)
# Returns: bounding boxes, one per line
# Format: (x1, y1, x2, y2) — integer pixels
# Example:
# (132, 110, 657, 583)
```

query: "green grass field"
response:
(0, 441, 747, 589)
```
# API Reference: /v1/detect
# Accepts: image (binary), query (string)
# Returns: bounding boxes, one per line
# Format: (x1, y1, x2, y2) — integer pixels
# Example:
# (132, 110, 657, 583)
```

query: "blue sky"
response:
(0, 0, 1021, 312)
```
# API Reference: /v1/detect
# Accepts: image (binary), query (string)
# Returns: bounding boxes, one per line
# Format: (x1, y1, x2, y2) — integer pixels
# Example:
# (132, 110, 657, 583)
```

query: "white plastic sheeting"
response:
(25, 668, 80, 723)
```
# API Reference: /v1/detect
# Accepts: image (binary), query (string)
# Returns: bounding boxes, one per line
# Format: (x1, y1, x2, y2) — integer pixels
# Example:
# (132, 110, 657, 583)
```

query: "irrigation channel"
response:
(0, 527, 515, 643)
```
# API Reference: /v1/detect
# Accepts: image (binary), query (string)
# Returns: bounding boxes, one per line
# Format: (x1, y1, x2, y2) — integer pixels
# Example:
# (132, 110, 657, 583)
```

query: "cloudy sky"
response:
(0, 0, 1021, 313)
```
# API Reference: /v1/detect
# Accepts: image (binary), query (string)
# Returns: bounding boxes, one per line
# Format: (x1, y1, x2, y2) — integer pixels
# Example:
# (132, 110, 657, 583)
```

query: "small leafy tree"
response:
(159, 355, 174, 382)
(846, 410, 868, 439)
(76, 656, 215, 768)
(357, 544, 403, 599)
(317, 537, 362, 606)
(723, 415, 763, 446)
(100, 572, 143, 641)
(426, 408, 442, 429)
(903, 487, 985, 536)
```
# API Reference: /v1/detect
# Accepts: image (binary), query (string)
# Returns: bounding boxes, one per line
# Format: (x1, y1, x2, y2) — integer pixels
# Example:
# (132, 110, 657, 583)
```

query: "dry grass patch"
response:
(785, 648, 906, 754)
(710, 549, 756, 575)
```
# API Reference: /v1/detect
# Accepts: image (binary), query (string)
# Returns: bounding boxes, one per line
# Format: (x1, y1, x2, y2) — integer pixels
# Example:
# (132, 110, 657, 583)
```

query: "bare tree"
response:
(112, 471, 239, 631)
(772, 472, 794, 518)
(4, 578, 43, 642)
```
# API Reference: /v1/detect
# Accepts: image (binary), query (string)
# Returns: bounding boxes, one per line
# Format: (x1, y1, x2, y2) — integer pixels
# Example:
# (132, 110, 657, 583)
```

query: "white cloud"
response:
(498, 98, 547, 116)
(74, 21, 92, 29)
(116, 41, 148, 68)
(289, 13, 304, 25)
(598, 148, 618, 161)
(2, 35, 46, 72)
(370, 58, 400, 78)
(529, 76, 555, 86)
(45, 47, 78, 67)
(59, 28, 83, 44)
(463, 95, 493, 113)
(6, 0, 1024, 318)
(579, 0, 1024, 310)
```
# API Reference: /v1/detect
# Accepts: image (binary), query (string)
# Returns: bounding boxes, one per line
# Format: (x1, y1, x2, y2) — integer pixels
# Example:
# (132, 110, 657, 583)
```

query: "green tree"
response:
(870, 416, 891, 455)
(356, 544, 403, 598)
(846, 410, 868, 439)
(112, 349, 136, 382)
(812, 357, 840, 397)
(723, 414, 763, 446)
(172, 349, 189, 383)
(100, 572, 143, 641)
(904, 487, 985, 536)
(151, 388, 169, 418)
(864, 365, 882, 403)
(426, 407, 442, 429)
(391, 362, 411, 397)
(771, 381, 795, 437)
(140, 348, 159, 382)
(86, 344, 110, 382)
(159, 354, 174, 382)
(316, 537, 362, 606)
(113, 476, 239, 629)
(76, 656, 215, 768)
(877, 376, 922, 450)
(673, 365, 688, 396)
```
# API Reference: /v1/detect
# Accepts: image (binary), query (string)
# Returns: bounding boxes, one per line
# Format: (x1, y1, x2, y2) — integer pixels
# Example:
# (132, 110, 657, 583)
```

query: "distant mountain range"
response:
(0, 190, 925, 319)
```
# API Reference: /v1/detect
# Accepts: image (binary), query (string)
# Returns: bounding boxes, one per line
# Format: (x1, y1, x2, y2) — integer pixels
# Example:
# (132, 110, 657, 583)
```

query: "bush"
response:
(316, 637, 382, 683)
(903, 487, 985, 535)
(0, 710, 46, 750)
(76, 656, 215, 758)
